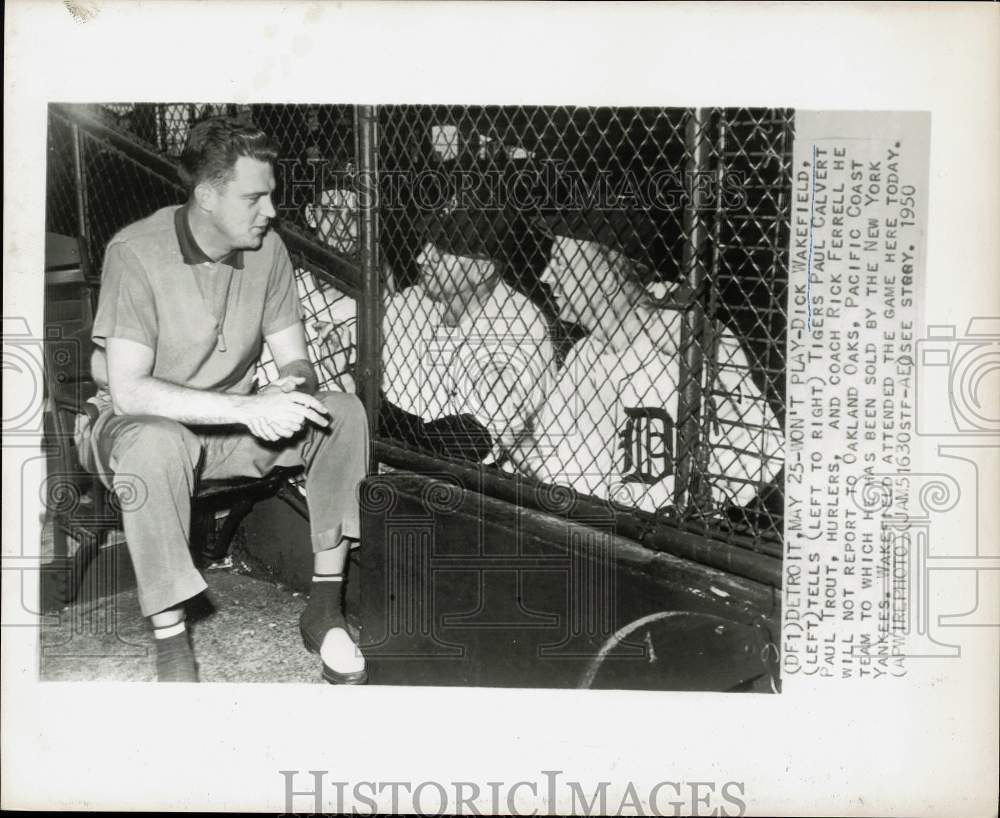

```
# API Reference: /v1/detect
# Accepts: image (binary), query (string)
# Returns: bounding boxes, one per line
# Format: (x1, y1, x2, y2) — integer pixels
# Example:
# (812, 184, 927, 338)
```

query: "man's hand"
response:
(241, 390, 331, 442)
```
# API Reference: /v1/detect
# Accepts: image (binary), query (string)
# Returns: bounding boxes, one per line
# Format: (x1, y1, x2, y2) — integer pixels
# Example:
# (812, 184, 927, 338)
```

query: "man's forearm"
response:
(113, 375, 252, 426)
(278, 358, 320, 395)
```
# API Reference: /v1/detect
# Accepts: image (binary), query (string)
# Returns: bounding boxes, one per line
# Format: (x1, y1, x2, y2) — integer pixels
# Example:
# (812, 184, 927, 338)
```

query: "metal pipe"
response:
(674, 108, 713, 514)
(156, 103, 167, 154)
(370, 471, 779, 615)
(54, 103, 181, 187)
(373, 440, 782, 587)
(696, 110, 726, 513)
(70, 121, 96, 323)
(355, 105, 382, 467)
(281, 224, 363, 297)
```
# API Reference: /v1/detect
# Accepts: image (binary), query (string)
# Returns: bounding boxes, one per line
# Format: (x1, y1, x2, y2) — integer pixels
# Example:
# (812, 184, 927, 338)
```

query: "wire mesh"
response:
(79, 128, 187, 276)
(45, 113, 79, 239)
(45, 103, 792, 560)
(375, 105, 791, 552)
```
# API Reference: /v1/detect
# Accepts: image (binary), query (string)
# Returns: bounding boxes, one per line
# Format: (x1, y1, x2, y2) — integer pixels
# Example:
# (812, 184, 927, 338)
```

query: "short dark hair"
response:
(178, 116, 278, 195)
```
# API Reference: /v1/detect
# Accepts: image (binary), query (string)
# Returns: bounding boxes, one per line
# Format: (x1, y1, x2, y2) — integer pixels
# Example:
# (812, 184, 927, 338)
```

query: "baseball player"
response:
(509, 209, 784, 516)
(255, 263, 368, 396)
(264, 183, 396, 395)
(304, 183, 360, 258)
(381, 199, 554, 462)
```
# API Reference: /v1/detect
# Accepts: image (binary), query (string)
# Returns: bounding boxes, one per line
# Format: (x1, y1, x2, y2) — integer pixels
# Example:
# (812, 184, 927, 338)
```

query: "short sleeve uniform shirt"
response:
(382, 281, 553, 438)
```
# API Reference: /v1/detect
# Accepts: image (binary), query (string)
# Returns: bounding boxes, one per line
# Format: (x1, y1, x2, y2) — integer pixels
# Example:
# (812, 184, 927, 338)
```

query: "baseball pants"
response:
(79, 391, 368, 617)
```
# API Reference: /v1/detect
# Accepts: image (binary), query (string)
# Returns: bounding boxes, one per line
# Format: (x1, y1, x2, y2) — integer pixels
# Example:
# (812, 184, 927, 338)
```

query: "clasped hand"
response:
(247, 376, 330, 441)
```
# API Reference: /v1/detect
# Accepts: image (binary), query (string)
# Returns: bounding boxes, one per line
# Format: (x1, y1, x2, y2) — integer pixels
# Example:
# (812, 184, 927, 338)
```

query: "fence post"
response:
(70, 121, 95, 325)
(355, 104, 382, 473)
(156, 103, 167, 154)
(698, 110, 728, 511)
(674, 108, 715, 517)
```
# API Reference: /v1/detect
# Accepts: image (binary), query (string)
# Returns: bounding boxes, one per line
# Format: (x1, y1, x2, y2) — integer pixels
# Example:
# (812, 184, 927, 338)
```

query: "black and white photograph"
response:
(3, 3, 997, 816)
(38, 102, 788, 691)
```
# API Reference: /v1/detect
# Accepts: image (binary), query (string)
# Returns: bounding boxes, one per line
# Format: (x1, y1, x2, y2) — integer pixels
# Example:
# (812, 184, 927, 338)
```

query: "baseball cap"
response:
(421, 159, 550, 270)
(423, 206, 514, 263)
(537, 207, 681, 280)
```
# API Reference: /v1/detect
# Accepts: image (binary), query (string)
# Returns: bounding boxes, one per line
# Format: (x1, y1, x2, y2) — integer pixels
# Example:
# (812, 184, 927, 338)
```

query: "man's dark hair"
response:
(178, 116, 278, 195)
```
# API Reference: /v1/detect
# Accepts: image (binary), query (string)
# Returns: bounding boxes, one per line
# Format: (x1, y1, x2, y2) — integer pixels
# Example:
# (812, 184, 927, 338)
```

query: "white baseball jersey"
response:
(526, 307, 783, 513)
(382, 280, 553, 442)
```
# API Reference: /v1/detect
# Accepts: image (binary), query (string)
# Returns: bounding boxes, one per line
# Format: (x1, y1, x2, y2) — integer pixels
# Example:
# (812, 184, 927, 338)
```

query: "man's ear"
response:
(193, 180, 218, 213)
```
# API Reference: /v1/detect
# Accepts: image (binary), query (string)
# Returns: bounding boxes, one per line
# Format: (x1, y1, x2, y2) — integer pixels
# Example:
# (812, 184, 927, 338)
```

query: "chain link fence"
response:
(374, 106, 790, 559)
(45, 102, 791, 572)
(47, 104, 363, 398)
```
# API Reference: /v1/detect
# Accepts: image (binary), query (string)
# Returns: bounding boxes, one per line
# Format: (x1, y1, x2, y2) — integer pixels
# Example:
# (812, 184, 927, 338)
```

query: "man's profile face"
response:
(416, 242, 493, 303)
(208, 156, 277, 251)
(540, 237, 608, 330)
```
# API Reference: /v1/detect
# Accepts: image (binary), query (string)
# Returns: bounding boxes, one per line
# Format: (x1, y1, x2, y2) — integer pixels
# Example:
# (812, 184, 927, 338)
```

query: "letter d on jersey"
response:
(619, 407, 674, 484)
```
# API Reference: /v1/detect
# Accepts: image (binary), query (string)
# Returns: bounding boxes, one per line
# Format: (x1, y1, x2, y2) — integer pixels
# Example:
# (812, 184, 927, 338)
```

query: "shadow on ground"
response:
(40, 544, 330, 685)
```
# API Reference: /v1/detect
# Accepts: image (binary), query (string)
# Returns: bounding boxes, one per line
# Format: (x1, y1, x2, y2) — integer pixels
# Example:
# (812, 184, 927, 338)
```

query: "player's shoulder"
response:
(107, 206, 180, 254)
(391, 284, 429, 309)
(494, 280, 538, 311)
(562, 333, 604, 375)
(384, 285, 431, 325)
(489, 281, 548, 332)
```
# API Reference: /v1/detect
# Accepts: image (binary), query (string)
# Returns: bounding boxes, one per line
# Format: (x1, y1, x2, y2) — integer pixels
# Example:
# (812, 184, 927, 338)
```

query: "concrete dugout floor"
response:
(38, 520, 349, 685)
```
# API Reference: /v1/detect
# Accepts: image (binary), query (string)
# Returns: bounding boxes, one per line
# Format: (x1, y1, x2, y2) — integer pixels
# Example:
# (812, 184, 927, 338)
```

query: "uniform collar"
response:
(174, 204, 245, 269)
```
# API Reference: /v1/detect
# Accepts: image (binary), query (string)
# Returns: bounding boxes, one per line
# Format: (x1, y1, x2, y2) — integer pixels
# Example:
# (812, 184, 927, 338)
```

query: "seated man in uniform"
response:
(507, 208, 784, 515)
(80, 117, 369, 684)
(380, 202, 553, 463)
